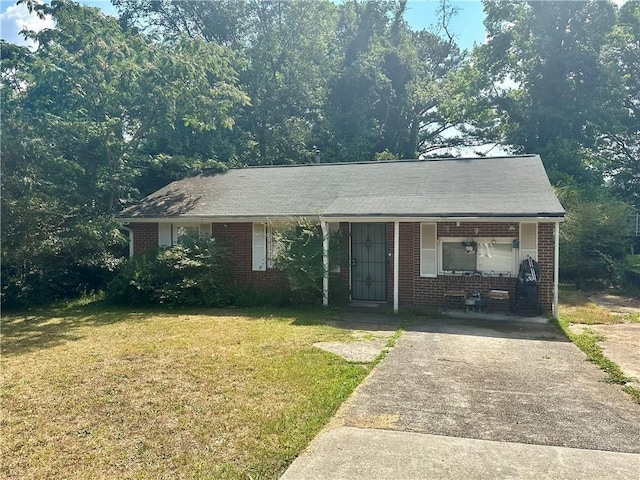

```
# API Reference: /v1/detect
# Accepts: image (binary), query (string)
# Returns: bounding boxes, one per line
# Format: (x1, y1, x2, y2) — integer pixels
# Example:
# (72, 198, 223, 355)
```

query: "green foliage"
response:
(559, 187, 634, 287)
(598, 1, 640, 208)
(106, 236, 229, 306)
(476, 0, 617, 185)
(1, 1, 248, 307)
(1, 215, 127, 309)
(271, 220, 343, 304)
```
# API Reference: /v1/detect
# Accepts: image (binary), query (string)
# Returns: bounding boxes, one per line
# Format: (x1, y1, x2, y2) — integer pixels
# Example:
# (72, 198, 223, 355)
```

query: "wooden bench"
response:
(488, 290, 510, 312)
(444, 290, 466, 309)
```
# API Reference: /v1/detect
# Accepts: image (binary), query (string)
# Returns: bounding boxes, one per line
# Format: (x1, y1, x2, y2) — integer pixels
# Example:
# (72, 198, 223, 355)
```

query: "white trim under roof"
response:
(117, 215, 565, 224)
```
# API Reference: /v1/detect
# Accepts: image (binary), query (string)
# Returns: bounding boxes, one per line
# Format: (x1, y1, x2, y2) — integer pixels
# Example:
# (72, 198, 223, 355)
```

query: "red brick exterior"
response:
(129, 220, 557, 313)
(392, 221, 556, 313)
(210, 223, 289, 291)
(536, 223, 555, 312)
(129, 223, 158, 255)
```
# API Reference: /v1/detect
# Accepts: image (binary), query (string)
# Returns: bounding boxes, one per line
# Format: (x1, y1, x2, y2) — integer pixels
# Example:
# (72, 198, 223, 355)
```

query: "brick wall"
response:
(211, 222, 289, 291)
(391, 221, 556, 314)
(129, 223, 158, 255)
(129, 220, 556, 312)
(537, 223, 555, 313)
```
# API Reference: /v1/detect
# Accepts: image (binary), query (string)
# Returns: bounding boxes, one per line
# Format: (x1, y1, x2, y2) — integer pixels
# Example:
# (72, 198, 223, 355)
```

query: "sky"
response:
(0, 0, 487, 50)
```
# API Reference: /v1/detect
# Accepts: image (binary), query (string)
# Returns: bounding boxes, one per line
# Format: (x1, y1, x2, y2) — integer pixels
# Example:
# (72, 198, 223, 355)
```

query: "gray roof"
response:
(118, 155, 565, 220)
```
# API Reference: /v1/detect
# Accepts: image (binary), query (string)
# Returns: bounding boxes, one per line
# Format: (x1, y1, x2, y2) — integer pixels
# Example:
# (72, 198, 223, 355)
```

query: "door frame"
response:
(349, 222, 388, 302)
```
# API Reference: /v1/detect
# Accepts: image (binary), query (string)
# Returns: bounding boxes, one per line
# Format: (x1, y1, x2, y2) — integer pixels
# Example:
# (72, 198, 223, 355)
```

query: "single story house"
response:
(117, 155, 565, 316)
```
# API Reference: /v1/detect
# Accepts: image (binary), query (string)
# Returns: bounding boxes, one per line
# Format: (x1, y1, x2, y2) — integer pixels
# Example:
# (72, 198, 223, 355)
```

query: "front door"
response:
(351, 223, 387, 301)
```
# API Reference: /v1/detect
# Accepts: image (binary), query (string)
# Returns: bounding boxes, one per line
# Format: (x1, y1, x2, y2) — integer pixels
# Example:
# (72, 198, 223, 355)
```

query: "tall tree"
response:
(1, 0, 248, 305)
(474, 0, 617, 184)
(116, 0, 340, 165)
(599, 0, 640, 207)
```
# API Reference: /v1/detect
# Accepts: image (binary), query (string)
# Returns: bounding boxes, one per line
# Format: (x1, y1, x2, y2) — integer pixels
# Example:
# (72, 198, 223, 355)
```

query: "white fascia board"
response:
(116, 215, 321, 224)
(321, 216, 564, 223)
(117, 215, 564, 224)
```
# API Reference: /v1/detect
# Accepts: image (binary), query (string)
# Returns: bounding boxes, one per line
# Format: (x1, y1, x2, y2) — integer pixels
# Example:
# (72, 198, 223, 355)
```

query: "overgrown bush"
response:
(559, 187, 634, 288)
(1, 216, 127, 309)
(271, 219, 344, 304)
(107, 236, 229, 306)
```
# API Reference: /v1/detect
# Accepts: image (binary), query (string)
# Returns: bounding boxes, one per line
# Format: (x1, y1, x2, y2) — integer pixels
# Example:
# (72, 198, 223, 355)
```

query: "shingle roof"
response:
(118, 155, 565, 220)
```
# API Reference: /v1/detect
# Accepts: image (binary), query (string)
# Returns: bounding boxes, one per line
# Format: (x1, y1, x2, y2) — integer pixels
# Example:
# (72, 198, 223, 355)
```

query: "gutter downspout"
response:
(394, 221, 399, 313)
(321, 221, 329, 307)
(553, 221, 560, 319)
(120, 226, 134, 259)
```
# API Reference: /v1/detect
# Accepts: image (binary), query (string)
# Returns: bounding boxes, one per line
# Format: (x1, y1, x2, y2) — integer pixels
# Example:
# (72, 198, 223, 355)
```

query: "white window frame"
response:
(252, 223, 267, 271)
(172, 223, 211, 245)
(420, 223, 438, 278)
(438, 237, 518, 275)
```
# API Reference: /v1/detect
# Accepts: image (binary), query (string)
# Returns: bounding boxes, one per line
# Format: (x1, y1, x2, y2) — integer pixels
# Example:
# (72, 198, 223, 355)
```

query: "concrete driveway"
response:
(282, 317, 640, 479)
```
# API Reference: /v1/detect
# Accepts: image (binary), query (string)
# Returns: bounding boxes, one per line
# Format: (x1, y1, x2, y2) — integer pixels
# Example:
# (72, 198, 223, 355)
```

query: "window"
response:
(158, 223, 211, 247)
(173, 223, 211, 245)
(440, 238, 517, 275)
(252, 222, 293, 271)
(477, 242, 514, 273)
(267, 224, 292, 268)
(442, 242, 475, 272)
(420, 224, 437, 277)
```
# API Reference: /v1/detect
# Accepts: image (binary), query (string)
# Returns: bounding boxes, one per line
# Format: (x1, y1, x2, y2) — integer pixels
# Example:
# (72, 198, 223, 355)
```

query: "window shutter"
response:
(158, 223, 172, 247)
(252, 223, 267, 271)
(420, 223, 437, 277)
(520, 223, 537, 262)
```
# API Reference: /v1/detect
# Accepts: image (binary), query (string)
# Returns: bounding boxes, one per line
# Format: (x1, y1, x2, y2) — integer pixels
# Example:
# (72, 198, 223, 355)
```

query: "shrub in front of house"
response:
(107, 236, 230, 306)
(271, 219, 344, 305)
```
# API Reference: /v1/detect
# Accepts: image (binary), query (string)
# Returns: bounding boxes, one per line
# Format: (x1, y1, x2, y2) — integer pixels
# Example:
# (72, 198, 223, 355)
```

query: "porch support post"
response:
(553, 221, 560, 319)
(393, 221, 399, 313)
(321, 221, 329, 307)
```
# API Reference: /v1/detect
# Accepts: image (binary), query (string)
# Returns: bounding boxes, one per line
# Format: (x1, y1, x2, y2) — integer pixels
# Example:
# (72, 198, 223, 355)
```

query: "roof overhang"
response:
(116, 214, 565, 224)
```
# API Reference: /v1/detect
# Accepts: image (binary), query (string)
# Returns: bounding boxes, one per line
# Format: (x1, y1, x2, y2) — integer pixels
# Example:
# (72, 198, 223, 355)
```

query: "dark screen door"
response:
(351, 223, 387, 301)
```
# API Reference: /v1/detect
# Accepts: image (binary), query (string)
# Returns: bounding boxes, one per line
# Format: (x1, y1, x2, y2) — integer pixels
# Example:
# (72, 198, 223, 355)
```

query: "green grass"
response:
(1, 304, 377, 479)
(627, 254, 640, 271)
(556, 323, 629, 385)
(557, 285, 618, 324)
(557, 286, 640, 404)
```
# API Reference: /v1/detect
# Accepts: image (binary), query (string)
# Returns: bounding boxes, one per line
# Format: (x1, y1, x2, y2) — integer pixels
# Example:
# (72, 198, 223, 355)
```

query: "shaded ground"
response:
(588, 292, 640, 316)
(314, 313, 398, 362)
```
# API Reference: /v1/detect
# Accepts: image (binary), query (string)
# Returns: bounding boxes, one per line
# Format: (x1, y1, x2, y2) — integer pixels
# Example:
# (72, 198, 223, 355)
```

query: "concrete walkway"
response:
(282, 427, 639, 480)
(282, 317, 640, 479)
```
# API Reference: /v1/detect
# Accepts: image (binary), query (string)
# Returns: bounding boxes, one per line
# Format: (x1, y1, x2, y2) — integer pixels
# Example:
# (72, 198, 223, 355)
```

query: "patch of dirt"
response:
(588, 293, 640, 315)
(314, 337, 390, 363)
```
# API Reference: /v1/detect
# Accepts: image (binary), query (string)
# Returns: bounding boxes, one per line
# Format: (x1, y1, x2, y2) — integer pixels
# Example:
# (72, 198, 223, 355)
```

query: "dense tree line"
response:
(1, 0, 638, 306)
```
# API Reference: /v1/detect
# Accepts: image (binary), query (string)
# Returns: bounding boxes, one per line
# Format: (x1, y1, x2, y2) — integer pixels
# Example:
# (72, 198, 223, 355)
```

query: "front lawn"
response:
(1, 305, 373, 479)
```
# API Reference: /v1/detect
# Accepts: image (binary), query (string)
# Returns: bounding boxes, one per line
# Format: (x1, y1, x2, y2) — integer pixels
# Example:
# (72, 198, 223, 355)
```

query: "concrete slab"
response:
(281, 426, 640, 480)
(569, 323, 640, 387)
(338, 319, 640, 453)
(282, 316, 640, 479)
